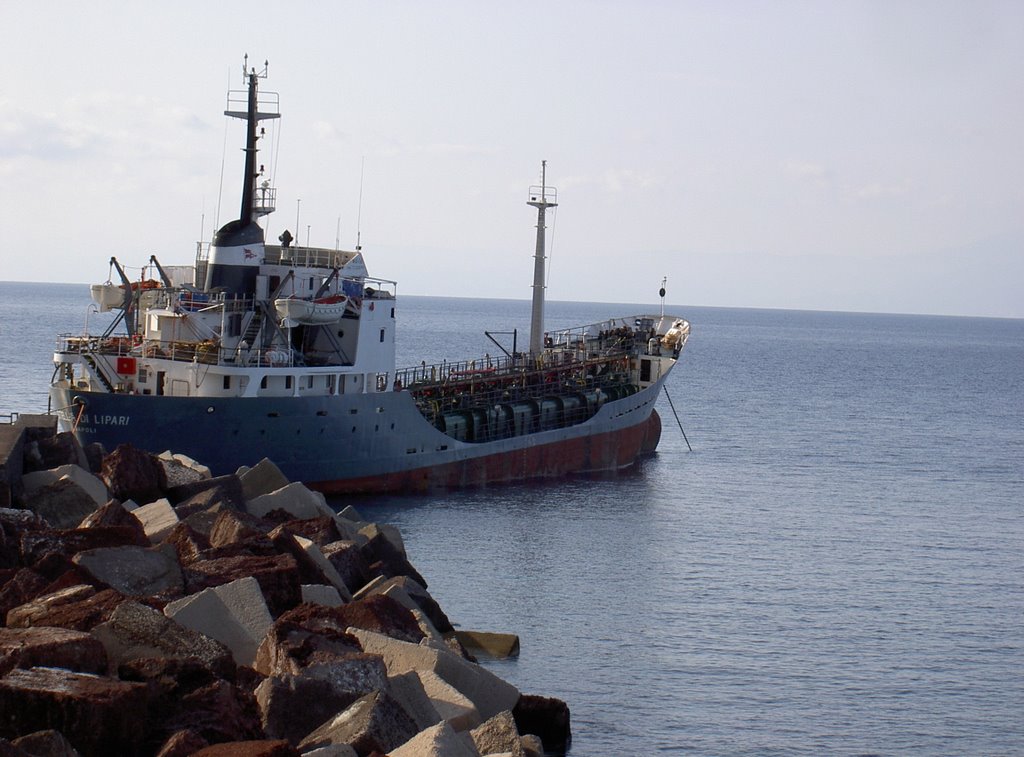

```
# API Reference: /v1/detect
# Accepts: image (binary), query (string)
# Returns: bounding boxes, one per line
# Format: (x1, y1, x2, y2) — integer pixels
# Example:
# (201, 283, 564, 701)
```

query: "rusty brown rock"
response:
(161, 679, 264, 746)
(101, 444, 167, 505)
(20, 526, 149, 566)
(183, 553, 301, 618)
(10, 729, 81, 757)
(161, 522, 211, 566)
(78, 499, 147, 540)
(6, 586, 124, 632)
(92, 600, 236, 680)
(253, 608, 362, 678)
(192, 740, 299, 757)
(336, 594, 425, 644)
(154, 728, 209, 757)
(0, 666, 147, 755)
(0, 626, 107, 677)
(0, 569, 48, 626)
(207, 511, 273, 551)
(272, 516, 341, 549)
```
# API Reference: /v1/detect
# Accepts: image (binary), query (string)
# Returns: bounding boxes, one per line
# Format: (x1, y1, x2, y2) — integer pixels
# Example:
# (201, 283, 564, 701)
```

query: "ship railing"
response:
(55, 333, 293, 369)
(396, 344, 634, 397)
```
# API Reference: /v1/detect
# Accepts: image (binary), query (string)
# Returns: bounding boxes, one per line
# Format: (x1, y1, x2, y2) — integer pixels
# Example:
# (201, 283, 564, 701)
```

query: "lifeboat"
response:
(274, 294, 349, 325)
(90, 283, 125, 312)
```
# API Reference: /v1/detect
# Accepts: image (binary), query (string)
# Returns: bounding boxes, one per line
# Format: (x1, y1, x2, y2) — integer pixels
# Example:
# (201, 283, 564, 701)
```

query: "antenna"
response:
(356, 157, 365, 251)
(660, 276, 667, 317)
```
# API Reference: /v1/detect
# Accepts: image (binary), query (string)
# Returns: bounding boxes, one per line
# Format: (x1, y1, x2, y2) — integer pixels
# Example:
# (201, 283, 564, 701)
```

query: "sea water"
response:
(2, 281, 1022, 755)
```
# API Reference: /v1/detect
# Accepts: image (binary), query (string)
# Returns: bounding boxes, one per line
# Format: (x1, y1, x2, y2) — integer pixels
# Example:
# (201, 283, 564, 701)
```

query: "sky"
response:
(2, 1, 1022, 318)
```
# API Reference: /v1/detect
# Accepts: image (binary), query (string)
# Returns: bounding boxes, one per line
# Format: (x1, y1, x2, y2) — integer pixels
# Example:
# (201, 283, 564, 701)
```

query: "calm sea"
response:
(2, 281, 1023, 755)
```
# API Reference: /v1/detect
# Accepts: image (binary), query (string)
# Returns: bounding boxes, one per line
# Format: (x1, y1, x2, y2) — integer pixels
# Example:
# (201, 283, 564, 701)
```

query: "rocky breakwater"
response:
(0, 416, 571, 757)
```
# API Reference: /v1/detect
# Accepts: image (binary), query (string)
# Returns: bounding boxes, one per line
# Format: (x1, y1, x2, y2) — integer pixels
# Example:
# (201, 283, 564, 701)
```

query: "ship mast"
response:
(527, 161, 558, 355)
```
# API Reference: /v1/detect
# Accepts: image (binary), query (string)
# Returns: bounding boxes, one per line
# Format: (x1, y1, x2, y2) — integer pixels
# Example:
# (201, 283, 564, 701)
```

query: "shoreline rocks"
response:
(0, 417, 570, 756)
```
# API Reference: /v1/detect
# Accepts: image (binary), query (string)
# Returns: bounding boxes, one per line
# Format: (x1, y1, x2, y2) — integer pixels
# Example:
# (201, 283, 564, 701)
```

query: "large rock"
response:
(154, 728, 209, 757)
(296, 689, 419, 755)
(358, 525, 426, 589)
(22, 432, 89, 474)
(164, 577, 273, 667)
(348, 629, 520, 721)
(169, 475, 245, 515)
(247, 483, 331, 522)
(336, 595, 425, 645)
(191, 741, 299, 757)
(252, 604, 363, 678)
(293, 536, 352, 601)
(161, 522, 210, 566)
(159, 679, 263, 746)
(72, 544, 183, 598)
(5, 585, 124, 631)
(255, 655, 390, 745)
(390, 720, 480, 757)
(454, 631, 520, 660)
(101, 444, 167, 505)
(470, 710, 525, 757)
(320, 541, 371, 595)
(207, 510, 275, 552)
(183, 553, 301, 618)
(131, 499, 179, 543)
(91, 600, 236, 679)
(416, 669, 481, 732)
(20, 479, 98, 530)
(238, 458, 290, 502)
(273, 516, 342, 549)
(301, 585, 345, 608)
(0, 626, 107, 677)
(512, 695, 571, 756)
(363, 576, 452, 634)
(158, 452, 210, 489)
(11, 728, 83, 756)
(20, 526, 149, 566)
(0, 569, 49, 623)
(22, 465, 109, 507)
(387, 671, 442, 732)
(0, 666, 147, 755)
(78, 500, 147, 545)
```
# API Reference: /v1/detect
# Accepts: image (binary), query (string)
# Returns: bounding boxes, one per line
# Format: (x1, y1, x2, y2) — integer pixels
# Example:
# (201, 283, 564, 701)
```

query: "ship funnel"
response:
(205, 58, 279, 296)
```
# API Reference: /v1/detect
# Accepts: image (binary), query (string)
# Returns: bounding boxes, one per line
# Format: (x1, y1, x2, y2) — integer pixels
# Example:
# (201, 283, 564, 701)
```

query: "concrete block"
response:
(416, 669, 482, 732)
(22, 464, 109, 506)
(301, 584, 345, 608)
(387, 671, 442, 731)
(164, 576, 273, 667)
(247, 482, 330, 521)
(470, 710, 525, 757)
(335, 505, 365, 523)
(239, 457, 290, 502)
(132, 498, 180, 543)
(455, 631, 521, 660)
(348, 628, 520, 721)
(294, 536, 353, 601)
(390, 720, 481, 757)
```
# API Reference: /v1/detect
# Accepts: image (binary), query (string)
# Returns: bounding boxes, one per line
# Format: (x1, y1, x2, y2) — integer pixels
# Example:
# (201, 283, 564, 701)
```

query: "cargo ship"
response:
(50, 59, 690, 493)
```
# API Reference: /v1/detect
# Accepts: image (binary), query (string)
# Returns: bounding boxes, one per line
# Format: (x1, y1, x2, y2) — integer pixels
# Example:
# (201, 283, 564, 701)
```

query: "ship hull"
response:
(50, 376, 668, 494)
